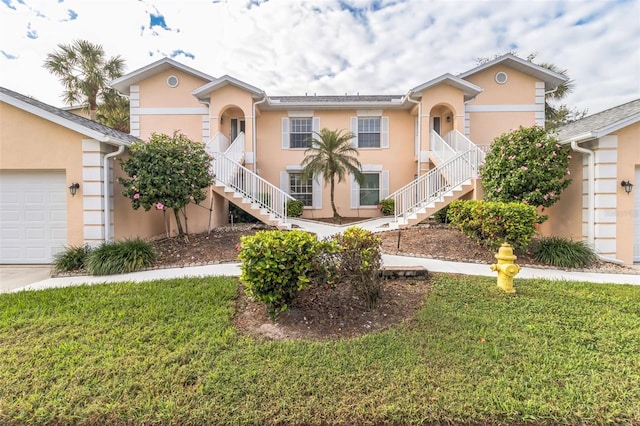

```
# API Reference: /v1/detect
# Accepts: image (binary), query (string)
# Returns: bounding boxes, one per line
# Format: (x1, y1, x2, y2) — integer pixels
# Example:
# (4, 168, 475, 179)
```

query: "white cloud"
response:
(0, 0, 638, 115)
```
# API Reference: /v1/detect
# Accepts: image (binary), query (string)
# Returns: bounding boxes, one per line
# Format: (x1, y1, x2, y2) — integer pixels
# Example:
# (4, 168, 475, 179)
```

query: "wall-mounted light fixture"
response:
(621, 180, 634, 195)
(68, 183, 80, 197)
(446, 115, 452, 123)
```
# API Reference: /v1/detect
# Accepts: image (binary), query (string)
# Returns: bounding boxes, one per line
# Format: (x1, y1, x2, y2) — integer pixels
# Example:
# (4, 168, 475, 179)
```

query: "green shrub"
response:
(238, 230, 334, 318)
(86, 238, 156, 276)
(379, 199, 394, 216)
(286, 199, 305, 217)
(52, 245, 92, 274)
(531, 237, 596, 268)
(480, 125, 572, 208)
(447, 200, 538, 250)
(433, 205, 449, 223)
(330, 227, 383, 309)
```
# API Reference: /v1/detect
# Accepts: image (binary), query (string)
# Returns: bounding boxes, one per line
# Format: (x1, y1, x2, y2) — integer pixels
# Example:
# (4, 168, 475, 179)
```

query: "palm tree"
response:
(301, 128, 364, 220)
(43, 39, 126, 121)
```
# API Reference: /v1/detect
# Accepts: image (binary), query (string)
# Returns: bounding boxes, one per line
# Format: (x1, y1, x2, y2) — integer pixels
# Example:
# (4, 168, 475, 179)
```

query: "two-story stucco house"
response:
(107, 53, 564, 224)
(2, 53, 638, 265)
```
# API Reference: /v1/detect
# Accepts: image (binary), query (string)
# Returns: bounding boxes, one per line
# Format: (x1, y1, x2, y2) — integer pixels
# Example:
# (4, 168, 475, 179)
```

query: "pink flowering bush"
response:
(480, 125, 572, 210)
(119, 131, 214, 238)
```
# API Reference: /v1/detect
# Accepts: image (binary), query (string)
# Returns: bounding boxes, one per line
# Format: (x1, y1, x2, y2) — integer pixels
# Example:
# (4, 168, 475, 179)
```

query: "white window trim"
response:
(350, 168, 389, 208)
(281, 167, 322, 209)
(350, 116, 389, 149)
(282, 116, 319, 150)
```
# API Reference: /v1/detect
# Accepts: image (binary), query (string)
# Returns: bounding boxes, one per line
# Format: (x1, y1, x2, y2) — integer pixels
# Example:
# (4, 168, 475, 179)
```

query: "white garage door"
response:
(0, 171, 67, 264)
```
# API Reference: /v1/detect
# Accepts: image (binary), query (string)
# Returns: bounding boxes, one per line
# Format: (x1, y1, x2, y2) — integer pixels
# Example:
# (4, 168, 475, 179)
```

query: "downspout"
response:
(103, 144, 126, 242)
(570, 140, 595, 248)
(252, 96, 267, 173)
(406, 95, 421, 177)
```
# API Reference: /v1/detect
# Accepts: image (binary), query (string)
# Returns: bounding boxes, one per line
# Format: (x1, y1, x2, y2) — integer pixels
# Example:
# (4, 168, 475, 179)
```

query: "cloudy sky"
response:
(1, 0, 638, 115)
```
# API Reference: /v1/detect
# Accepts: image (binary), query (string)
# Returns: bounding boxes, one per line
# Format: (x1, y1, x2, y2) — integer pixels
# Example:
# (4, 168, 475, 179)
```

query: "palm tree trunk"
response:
(330, 176, 341, 219)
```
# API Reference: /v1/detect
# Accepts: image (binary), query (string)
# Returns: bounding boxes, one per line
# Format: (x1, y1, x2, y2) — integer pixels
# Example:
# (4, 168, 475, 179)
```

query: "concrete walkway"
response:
(4, 217, 639, 293)
(7, 253, 639, 294)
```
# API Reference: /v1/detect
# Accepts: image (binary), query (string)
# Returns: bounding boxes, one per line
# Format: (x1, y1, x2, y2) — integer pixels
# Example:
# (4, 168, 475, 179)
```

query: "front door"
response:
(433, 117, 441, 135)
(230, 118, 246, 142)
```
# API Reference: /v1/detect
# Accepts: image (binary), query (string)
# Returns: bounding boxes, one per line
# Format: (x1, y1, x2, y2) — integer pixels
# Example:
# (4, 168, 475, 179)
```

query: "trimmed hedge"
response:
(447, 200, 538, 250)
(238, 230, 337, 318)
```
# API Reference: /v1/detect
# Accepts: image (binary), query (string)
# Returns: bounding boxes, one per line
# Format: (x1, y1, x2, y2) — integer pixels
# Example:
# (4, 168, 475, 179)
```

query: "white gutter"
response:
(406, 95, 421, 177)
(570, 140, 595, 248)
(103, 145, 126, 242)
(252, 96, 267, 173)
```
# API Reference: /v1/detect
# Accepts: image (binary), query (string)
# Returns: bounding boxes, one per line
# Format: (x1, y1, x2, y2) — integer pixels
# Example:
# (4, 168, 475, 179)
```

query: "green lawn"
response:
(1, 275, 639, 425)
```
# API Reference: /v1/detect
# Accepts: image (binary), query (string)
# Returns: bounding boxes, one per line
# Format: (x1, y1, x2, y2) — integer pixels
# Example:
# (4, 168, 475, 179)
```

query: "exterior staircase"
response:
(387, 130, 485, 229)
(206, 132, 294, 230)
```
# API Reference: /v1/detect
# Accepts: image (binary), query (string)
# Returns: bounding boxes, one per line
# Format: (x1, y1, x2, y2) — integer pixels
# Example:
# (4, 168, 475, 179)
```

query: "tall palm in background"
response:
(301, 129, 364, 220)
(43, 39, 129, 131)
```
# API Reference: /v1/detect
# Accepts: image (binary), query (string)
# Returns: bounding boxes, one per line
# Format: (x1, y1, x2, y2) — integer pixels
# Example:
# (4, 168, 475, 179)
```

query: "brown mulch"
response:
(150, 219, 636, 341)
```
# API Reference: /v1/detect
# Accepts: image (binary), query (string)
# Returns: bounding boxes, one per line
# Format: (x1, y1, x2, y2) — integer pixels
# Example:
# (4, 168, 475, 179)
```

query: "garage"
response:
(0, 171, 67, 264)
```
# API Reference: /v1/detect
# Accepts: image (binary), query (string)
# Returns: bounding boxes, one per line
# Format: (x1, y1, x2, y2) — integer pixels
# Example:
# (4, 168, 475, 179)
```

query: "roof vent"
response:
(167, 75, 179, 88)
(495, 72, 508, 85)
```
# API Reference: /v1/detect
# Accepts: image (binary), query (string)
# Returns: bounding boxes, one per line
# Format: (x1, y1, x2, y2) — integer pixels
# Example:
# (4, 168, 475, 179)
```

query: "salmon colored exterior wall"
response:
(418, 84, 466, 151)
(464, 66, 541, 145)
(136, 69, 210, 141)
(614, 122, 640, 264)
(254, 108, 416, 218)
(538, 154, 584, 240)
(0, 102, 84, 246)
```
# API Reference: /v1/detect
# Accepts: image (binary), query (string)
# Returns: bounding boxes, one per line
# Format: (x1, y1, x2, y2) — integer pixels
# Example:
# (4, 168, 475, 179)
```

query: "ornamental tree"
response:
(480, 126, 572, 212)
(119, 131, 214, 239)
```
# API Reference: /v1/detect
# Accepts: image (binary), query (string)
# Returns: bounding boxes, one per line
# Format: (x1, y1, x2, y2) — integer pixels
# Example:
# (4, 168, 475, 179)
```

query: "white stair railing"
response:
(213, 155, 294, 222)
(225, 132, 245, 164)
(208, 132, 294, 224)
(388, 143, 485, 224)
(205, 132, 229, 155)
(430, 130, 457, 164)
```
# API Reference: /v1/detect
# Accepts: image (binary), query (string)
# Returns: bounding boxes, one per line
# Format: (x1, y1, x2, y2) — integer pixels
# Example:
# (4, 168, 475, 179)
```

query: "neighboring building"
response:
(544, 99, 640, 264)
(5, 54, 637, 265)
(0, 87, 163, 264)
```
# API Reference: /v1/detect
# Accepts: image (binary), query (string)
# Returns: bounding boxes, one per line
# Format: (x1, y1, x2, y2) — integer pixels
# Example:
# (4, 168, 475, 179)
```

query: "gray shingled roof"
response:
(270, 95, 403, 103)
(555, 98, 640, 142)
(0, 86, 140, 146)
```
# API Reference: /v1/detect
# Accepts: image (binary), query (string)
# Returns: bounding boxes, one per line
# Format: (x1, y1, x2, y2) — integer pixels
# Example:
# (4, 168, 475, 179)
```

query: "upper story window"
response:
(350, 116, 389, 148)
(495, 71, 508, 84)
(290, 118, 313, 148)
(166, 75, 179, 88)
(358, 117, 381, 148)
(282, 117, 319, 149)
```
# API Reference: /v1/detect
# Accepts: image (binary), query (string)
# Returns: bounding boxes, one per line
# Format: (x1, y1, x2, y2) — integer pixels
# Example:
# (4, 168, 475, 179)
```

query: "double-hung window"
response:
(350, 116, 389, 148)
(350, 167, 389, 209)
(358, 117, 381, 148)
(289, 117, 313, 149)
(359, 173, 380, 206)
(289, 173, 313, 206)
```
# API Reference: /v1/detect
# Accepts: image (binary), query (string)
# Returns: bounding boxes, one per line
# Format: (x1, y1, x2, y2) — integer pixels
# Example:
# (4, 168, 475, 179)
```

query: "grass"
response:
(1, 275, 639, 425)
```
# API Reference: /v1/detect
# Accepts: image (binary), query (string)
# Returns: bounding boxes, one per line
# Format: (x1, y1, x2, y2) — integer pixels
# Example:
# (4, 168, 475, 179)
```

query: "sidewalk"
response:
(8, 254, 639, 294)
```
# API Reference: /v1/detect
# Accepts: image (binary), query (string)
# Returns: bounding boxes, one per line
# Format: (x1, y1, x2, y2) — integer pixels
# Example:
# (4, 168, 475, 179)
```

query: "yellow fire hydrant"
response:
(490, 242, 520, 293)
